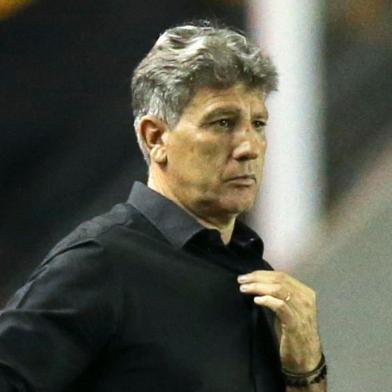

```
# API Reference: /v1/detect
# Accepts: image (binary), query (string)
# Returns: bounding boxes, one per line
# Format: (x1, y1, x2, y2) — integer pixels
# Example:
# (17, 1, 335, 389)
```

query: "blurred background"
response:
(1, 0, 391, 390)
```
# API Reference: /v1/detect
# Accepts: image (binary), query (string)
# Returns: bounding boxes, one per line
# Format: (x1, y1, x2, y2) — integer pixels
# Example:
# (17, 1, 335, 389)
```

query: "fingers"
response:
(237, 270, 315, 305)
(239, 282, 289, 301)
(238, 270, 290, 285)
(238, 271, 293, 302)
(253, 295, 294, 324)
(239, 281, 294, 325)
(237, 270, 314, 329)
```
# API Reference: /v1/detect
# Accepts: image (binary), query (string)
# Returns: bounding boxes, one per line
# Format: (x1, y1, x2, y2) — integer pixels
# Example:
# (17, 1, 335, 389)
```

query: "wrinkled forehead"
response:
(183, 82, 268, 117)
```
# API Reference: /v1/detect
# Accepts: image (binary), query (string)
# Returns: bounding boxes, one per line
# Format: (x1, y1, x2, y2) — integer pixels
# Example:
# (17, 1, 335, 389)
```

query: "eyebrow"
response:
(200, 106, 268, 124)
(201, 107, 239, 122)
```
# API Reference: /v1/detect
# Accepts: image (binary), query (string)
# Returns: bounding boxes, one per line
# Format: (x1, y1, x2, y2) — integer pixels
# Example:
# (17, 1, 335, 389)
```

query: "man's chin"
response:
(222, 198, 256, 215)
(197, 189, 257, 217)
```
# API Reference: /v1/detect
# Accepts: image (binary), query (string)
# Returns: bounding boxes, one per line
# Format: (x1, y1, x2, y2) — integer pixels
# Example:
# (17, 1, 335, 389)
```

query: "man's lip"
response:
(227, 174, 256, 181)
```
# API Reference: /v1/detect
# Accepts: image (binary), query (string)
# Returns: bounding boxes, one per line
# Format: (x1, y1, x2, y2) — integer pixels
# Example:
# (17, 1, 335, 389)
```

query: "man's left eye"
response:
(254, 120, 267, 130)
(216, 119, 233, 128)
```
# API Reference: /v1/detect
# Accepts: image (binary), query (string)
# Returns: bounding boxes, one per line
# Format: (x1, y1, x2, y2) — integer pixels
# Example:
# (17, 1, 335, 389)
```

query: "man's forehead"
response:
(193, 83, 265, 100)
(185, 83, 268, 116)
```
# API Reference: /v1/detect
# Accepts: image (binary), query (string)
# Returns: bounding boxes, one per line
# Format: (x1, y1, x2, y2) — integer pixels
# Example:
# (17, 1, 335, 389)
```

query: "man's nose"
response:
(232, 128, 265, 161)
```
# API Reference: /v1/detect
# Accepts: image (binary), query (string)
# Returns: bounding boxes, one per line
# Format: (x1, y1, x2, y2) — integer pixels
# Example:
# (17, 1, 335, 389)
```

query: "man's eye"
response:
(254, 120, 267, 130)
(214, 119, 233, 128)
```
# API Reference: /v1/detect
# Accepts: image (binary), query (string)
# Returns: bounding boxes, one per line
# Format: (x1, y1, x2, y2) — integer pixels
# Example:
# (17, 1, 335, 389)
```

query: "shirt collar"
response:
(231, 219, 264, 255)
(127, 181, 264, 255)
(128, 182, 204, 249)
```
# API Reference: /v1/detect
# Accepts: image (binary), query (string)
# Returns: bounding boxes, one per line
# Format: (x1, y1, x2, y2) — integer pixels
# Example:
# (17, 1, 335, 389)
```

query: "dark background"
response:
(1, 0, 392, 305)
(0, 0, 246, 303)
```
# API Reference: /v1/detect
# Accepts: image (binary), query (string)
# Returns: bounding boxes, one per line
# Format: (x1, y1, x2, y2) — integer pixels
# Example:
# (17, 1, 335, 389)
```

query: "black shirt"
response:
(0, 182, 285, 392)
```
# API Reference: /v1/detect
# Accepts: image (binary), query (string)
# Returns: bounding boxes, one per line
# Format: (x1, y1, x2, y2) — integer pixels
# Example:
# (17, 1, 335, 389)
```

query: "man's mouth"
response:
(227, 174, 256, 185)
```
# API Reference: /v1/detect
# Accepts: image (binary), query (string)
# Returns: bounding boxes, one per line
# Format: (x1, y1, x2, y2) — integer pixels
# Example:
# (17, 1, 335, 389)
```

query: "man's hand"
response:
(237, 270, 322, 374)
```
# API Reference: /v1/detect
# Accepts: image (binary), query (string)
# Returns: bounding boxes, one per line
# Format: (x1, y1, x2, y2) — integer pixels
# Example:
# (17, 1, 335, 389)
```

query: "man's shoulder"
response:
(43, 201, 159, 266)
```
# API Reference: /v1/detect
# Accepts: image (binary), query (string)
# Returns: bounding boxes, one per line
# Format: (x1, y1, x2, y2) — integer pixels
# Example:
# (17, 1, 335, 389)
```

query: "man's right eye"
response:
(214, 119, 233, 129)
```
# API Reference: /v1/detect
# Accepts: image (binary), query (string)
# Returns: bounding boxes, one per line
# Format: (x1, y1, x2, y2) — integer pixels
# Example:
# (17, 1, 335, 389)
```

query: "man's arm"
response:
(238, 271, 327, 392)
(0, 241, 118, 391)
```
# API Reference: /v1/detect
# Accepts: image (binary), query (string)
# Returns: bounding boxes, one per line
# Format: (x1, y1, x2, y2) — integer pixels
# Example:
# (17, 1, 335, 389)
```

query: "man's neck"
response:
(147, 174, 236, 245)
(192, 214, 235, 245)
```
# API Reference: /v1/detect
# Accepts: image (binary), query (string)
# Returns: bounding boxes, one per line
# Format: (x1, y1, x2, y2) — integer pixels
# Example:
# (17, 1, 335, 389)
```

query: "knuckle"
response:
(275, 271, 284, 280)
(308, 288, 316, 302)
(273, 283, 283, 296)
(304, 291, 317, 309)
(255, 270, 264, 279)
(275, 271, 287, 282)
(248, 283, 257, 290)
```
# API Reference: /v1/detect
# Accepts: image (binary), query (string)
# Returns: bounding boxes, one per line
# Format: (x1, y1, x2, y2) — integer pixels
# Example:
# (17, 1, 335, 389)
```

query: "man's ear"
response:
(137, 115, 169, 164)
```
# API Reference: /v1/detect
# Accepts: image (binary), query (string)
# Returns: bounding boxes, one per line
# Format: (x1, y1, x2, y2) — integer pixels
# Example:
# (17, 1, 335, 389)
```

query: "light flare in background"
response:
(0, 0, 35, 20)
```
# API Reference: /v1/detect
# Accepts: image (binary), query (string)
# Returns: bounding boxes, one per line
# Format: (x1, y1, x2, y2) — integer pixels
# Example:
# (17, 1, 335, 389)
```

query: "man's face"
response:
(163, 82, 268, 221)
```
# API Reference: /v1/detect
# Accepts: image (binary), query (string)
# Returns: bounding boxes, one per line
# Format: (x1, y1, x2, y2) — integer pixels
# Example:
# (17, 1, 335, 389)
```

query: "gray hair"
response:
(131, 20, 278, 165)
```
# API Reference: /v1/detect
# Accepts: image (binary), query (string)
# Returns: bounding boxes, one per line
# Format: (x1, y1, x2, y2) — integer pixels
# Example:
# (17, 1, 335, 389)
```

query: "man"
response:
(0, 21, 327, 391)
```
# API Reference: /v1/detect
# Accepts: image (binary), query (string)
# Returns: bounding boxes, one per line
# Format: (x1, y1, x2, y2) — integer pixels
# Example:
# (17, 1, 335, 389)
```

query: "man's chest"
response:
(96, 242, 256, 391)
(76, 234, 283, 392)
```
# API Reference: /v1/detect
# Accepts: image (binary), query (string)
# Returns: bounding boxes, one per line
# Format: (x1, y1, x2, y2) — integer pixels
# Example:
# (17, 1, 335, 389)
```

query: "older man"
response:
(0, 22, 326, 391)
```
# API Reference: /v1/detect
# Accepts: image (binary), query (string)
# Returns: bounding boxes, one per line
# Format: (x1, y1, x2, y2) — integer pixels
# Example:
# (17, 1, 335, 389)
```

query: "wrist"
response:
(281, 333, 322, 373)
(283, 350, 322, 374)
(282, 353, 327, 388)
